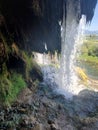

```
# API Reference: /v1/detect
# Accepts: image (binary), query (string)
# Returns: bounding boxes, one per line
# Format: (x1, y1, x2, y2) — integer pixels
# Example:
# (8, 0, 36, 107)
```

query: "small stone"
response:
(51, 125, 57, 130)
(58, 104, 62, 110)
(48, 120, 55, 124)
(20, 116, 29, 126)
(29, 116, 36, 123)
(18, 108, 27, 114)
(50, 123, 58, 130)
(32, 123, 44, 130)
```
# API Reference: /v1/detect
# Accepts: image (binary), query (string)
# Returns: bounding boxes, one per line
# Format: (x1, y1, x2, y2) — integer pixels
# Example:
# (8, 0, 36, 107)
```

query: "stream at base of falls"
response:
(41, 65, 98, 99)
(41, 65, 85, 99)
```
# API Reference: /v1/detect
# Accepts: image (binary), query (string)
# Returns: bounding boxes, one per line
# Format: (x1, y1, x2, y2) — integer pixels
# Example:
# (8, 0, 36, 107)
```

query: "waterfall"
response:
(38, 0, 86, 99)
(59, 0, 86, 98)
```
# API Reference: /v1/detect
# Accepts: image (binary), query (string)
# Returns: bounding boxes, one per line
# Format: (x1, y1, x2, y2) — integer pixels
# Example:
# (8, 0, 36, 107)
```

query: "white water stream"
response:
(34, 0, 87, 99)
(58, 0, 86, 98)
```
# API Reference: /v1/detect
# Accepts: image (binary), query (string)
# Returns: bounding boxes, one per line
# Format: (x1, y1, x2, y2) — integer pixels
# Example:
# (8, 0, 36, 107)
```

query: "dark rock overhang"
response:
(0, 0, 97, 53)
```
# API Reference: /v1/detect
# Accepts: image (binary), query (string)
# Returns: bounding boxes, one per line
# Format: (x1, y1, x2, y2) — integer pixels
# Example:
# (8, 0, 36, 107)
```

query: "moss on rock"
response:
(0, 72, 26, 106)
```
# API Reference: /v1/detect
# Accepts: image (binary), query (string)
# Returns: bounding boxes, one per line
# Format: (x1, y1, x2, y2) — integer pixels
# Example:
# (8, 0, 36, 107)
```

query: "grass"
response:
(6, 73, 26, 105)
(0, 72, 26, 106)
(79, 54, 98, 64)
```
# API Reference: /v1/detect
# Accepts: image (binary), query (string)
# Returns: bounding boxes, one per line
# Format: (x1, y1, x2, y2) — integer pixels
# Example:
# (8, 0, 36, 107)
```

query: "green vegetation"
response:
(0, 49, 43, 106)
(0, 14, 43, 107)
(0, 32, 26, 106)
(79, 35, 98, 64)
(0, 71, 26, 106)
(0, 39, 42, 106)
(0, 24, 42, 107)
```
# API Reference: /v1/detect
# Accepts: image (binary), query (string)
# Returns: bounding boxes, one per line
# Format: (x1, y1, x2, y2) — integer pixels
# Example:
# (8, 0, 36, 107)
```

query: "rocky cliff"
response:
(0, 0, 97, 54)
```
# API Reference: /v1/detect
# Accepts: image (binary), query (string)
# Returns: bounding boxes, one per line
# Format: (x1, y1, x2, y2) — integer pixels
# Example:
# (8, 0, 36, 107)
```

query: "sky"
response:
(87, 2, 98, 31)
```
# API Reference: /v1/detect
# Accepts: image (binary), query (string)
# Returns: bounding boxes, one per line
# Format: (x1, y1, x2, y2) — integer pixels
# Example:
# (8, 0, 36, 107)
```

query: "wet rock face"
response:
(0, 0, 97, 53)
(0, 0, 63, 53)
(6, 54, 25, 75)
(0, 40, 6, 67)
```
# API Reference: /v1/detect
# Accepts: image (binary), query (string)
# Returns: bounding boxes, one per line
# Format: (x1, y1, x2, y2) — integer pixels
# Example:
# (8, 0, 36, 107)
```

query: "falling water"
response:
(59, 0, 86, 98)
(37, 0, 86, 99)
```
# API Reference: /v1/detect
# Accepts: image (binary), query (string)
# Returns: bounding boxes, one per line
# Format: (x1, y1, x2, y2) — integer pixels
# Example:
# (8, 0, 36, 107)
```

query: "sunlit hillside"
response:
(79, 35, 98, 64)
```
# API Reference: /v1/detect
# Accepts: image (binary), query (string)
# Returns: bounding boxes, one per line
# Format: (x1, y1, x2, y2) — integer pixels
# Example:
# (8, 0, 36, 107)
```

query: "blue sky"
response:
(87, 2, 98, 31)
